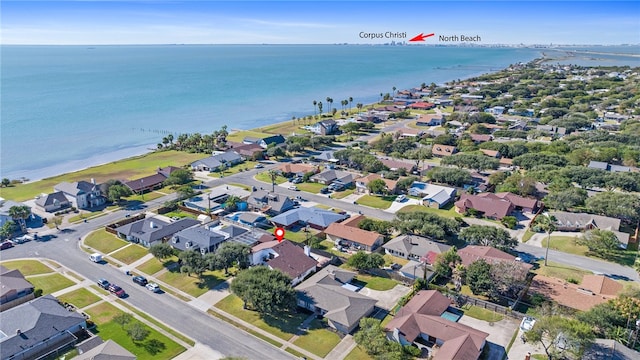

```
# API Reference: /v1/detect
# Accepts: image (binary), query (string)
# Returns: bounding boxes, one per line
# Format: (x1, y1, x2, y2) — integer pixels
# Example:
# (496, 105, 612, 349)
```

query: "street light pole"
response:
(544, 213, 551, 266)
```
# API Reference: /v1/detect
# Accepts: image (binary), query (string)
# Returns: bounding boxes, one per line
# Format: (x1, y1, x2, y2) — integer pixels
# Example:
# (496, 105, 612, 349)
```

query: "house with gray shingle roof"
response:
(115, 216, 200, 247)
(383, 235, 451, 263)
(191, 151, 243, 172)
(0, 295, 87, 360)
(170, 226, 227, 254)
(270, 207, 348, 230)
(75, 339, 136, 360)
(550, 211, 630, 248)
(0, 266, 35, 311)
(54, 180, 105, 209)
(296, 265, 377, 333)
(246, 190, 295, 215)
(408, 182, 456, 209)
(35, 191, 71, 213)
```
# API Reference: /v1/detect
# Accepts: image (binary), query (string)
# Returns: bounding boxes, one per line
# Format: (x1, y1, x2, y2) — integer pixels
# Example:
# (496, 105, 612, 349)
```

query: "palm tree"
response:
(356, 103, 363, 115)
(349, 97, 353, 112)
(452, 264, 466, 292)
(317, 101, 323, 117)
(313, 100, 317, 116)
(224, 195, 241, 212)
(267, 170, 278, 192)
(534, 213, 557, 266)
(9, 205, 31, 234)
(167, 133, 174, 146)
(379, 93, 383, 103)
(392, 86, 397, 97)
(326, 97, 333, 114)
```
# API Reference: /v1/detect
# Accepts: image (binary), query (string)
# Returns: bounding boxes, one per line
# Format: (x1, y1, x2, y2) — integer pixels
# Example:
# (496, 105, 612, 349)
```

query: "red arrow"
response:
(409, 33, 435, 42)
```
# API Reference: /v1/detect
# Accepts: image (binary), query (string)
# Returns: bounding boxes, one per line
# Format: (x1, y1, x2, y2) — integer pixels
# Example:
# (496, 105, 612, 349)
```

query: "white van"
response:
(89, 253, 103, 263)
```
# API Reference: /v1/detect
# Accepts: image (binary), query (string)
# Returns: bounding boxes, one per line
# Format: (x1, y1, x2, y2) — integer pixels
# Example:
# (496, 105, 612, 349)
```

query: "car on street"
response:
(97, 278, 110, 289)
(254, 164, 264, 169)
(132, 275, 148, 286)
(287, 185, 298, 191)
(108, 284, 126, 297)
(320, 187, 330, 194)
(146, 283, 161, 293)
(0, 241, 14, 250)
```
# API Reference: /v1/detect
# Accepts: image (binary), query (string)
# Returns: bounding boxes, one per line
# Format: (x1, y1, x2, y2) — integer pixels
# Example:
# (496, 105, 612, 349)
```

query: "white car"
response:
(395, 195, 406, 202)
(520, 316, 536, 331)
(146, 283, 161, 293)
(287, 185, 298, 191)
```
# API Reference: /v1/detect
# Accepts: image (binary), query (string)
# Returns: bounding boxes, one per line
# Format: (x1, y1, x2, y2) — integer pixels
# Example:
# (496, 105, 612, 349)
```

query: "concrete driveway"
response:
(458, 315, 519, 348)
(358, 284, 412, 311)
(385, 198, 420, 213)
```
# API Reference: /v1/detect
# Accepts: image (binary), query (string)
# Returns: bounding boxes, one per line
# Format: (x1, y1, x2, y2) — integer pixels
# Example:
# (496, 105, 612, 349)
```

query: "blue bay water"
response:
(1, 45, 546, 181)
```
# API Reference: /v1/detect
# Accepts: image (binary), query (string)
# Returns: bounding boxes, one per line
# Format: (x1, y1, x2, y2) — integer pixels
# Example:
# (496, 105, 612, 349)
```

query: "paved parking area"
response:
(359, 284, 412, 311)
(458, 315, 519, 347)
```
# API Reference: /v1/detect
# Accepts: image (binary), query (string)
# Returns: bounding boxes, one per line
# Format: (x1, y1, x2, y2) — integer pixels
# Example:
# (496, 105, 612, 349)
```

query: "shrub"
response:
(34, 289, 43, 298)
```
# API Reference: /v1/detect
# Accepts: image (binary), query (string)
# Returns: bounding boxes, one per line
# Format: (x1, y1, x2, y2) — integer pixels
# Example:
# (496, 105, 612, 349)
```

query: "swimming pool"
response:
(441, 307, 463, 322)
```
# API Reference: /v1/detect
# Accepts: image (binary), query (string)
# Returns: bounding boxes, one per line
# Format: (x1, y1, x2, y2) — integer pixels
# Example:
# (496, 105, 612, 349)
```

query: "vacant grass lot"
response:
(542, 236, 637, 266)
(293, 319, 341, 357)
(397, 203, 460, 219)
(344, 346, 372, 360)
(156, 268, 229, 297)
(27, 273, 75, 295)
(1, 259, 54, 276)
(136, 256, 179, 276)
(296, 182, 325, 194)
(532, 260, 592, 283)
(111, 244, 149, 265)
(58, 288, 102, 309)
(254, 172, 287, 185)
(0, 151, 207, 201)
(215, 294, 308, 341)
(541, 236, 586, 255)
(85, 230, 129, 254)
(258, 120, 311, 136)
(85, 302, 185, 360)
(356, 195, 394, 209)
(461, 304, 505, 322)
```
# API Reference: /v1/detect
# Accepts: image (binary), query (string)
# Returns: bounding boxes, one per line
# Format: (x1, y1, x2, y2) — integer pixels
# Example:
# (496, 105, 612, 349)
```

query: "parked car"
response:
(146, 283, 161, 293)
(254, 164, 264, 169)
(132, 276, 148, 286)
(395, 195, 407, 202)
(12, 235, 33, 244)
(97, 278, 110, 289)
(1, 241, 15, 250)
(108, 284, 126, 297)
(287, 185, 298, 191)
(320, 187, 330, 194)
(390, 263, 402, 270)
(291, 177, 303, 184)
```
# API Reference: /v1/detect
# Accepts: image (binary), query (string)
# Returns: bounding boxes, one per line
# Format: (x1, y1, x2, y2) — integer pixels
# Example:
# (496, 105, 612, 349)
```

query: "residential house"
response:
(407, 182, 456, 209)
(310, 119, 338, 135)
(587, 161, 631, 173)
(603, 112, 628, 123)
(276, 163, 317, 178)
(508, 120, 529, 131)
(251, 240, 318, 286)
(536, 125, 567, 137)
(124, 173, 168, 194)
(315, 151, 338, 164)
(35, 192, 71, 213)
(75, 339, 136, 360)
(243, 134, 286, 149)
(190, 151, 243, 172)
(114, 216, 200, 247)
(226, 142, 265, 159)
(385, 290, 489, 360)
(355, 174, 398, 195)
(584, 339, 640, 360)
(431, 145, 457, 157)
(157, 166, 182, 178)
(310, 170, 358, 187)
(170, 226, 227, 254)
(415, 114, 444, 127)
(396, 128, 425, 139)
(296, 265, 377, 333)
(408, 102, 436, 110)
(378, 158, 415, 172)
(0, 295, 87, 360)
(270, 207, 348, 230)
(485, 106, 506, 115)
(0, 199, 30, 228)
(529, 274, 622, 311)
(183, 184, 251, 215)
(246, 190, 296, 215)
(492, 192, 539, 213)
(455, 192, 539, 219)
(469, 134, 492, 143)
(54, 180, 105, 209)
(383, 235, 451, 264)
(0, 266, 35, 311)
(324, 216, 384, 252)
(550, 211, 630, 248)
(234, 212, 269, 227)
(458, 246, 533, 272)
(479, 149, 501, 158)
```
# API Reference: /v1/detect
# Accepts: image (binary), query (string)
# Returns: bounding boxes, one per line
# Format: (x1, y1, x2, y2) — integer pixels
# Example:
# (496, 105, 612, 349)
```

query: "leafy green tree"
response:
(394, 212, 460, 240)
(164, 169, 193, 187)
(149, 243, 174, 262)
(179, 250, 207, 279)
(441, 153, 499, 171)
(224, 195, 241, 212)
(0, 221, 16, 240)
(347, 252, 384, 271)
(543, 187, 588, 210)
(367, 179, 387, 195)
(512, 153, 567, 170)
(113, 313, 133, 329)
(434, 247, 461, 279)
(396, 176, 419, 193)
(266, 146, 285, 159)
(490, 261, 529, 299)
(576, 229, 621, 253)
(524, 315, 594, 360)
(496, 173, 537, 196)
(1, 178, 10, 187)
(50, 216, 63, 231)
(426, 167, 473, 187)
(8, 205, 31, 234)
(127, 322, 150, 343)
(107, 184, 133, 203)
(458, 225, 517, 251)
(576, 301, 627, 339)
(585, 192, 640, 223)
(501, 216, 518, 229)
(176, 185, 196, 200)
(230, 266, 296, 314)
(144, 339, 166, 355)
(466, 260, 494, 296)
(208, 242, 250, 274)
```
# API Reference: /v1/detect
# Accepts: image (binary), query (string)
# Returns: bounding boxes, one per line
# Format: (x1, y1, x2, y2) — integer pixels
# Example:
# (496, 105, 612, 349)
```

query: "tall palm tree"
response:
(356, 103, 363, 115)
(349, 97, 353, 112)
(9, 205, 31, 234)
(392, 86, 397, 97)
(313, 100, 317, 116)
(534, 213, 557, 266)
(326, 97, 333, 114)
(267, 170, 278, 192)
(317, 101, 323, 117)
(224, 195, 241, 212)
(167, 134, 174, 145)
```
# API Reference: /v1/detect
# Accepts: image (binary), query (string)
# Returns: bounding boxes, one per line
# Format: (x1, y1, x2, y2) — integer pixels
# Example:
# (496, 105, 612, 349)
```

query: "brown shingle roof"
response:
(324, 223, 381, 247)
(432, 145, 457, 157)
(355, 174, 397, 190)
(276, 163, 317, 175)
(581, 275, 623, 296)
(529, 275, 616, 311)
(455, 193, 514, 219)
(458, 246, 533, 271)
(266, 240, 318, 280)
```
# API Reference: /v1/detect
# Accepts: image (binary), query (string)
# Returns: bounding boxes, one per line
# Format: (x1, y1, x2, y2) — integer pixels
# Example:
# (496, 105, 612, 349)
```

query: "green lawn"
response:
(257, 120, 312, 136)
(208, 161, 259, 178)
(0, 150, 207, 201)
(383, 254, 409, 267)
(542, 236, 587, 255)
(532, 260, 592, 283)
(331, 188, 355, 199)
(461, 304, 505, 322)
(356, 195, 395, 209)
(215, 294, 308, 341)
(522, 229, 536, 243)
(397, 203, 460, 219)
(111, 244, 150, 265)
(27, 273, 75, 295)
(254, 171, 287, 185)
(156, 268, 229, 297)
(542, 236, 637, 266)
(85, 302, 185, 360)
(319, 240, 350, 258)
(285, 348, 307, 358)
(85, 230, 129, 254)
(284, 229, 319, 243)
(136, 256, 179, 276)
(293, 319, 341, 358)
(1, 259, 54, 276)
(353, 273, 398, 291)
(226, 130, 272, 143)
(296, 182, 325, 194)
(69, 211, 108, 223)
(116, 300, 195, 346)
(161, 210, 197, 220)
(125, 190, 166, 203)
(57, 287, 102, 309)
(344, 346, 373, 360)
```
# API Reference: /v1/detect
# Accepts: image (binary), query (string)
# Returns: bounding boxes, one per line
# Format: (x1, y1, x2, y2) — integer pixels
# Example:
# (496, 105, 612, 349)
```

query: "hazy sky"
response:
(2, 1, 639, 45)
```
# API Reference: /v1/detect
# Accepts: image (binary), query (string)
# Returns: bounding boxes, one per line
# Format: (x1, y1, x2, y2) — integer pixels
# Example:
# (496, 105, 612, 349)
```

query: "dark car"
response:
(0, 242, 14, 250)
(132, 276, 148, 286)
(108, 284, 126, 297)
(97, 278, 110, 289)
(320, 187, 330, 194)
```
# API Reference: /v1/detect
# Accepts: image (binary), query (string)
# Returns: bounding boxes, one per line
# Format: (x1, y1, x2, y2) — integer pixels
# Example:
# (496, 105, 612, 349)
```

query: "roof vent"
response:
(16, 329, 21, 335)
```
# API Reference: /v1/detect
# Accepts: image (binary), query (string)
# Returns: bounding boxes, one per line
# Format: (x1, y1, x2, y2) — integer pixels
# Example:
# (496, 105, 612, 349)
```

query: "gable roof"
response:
(35, 191, 69, 207)
(470, 134, 492, 143)
(491, 192, 539, 210)
(383, 235, 451, 260)
(455, 193, 514, 219)
(270, 207, 348, 228)
(116, 217, 200, 244)
(324, 222, 382, 247)
(157, 166, 181, 178)
(264, 240, 318, 279)
(480, 149, 500, 158)
(0, 295, 86, 359)
(378, 158, 415, 171)
(0, 199, 27, 217)
(74, 339, 136, 360)
(54, 181, 99, 196)
(409, 182, 456, 203)
(276, 163, 316, 175)
(355, 174, 398, 190)
(550, 211, 621, 231)
(398, 290, 451, 316)
(458, 245, 533, 270)
(171, 226, 226, 252)
(581, 275, 623, 296)
(124, 173, 167, 192)
(432, 145, 457, 157)
(296, 265, 376, 329)
(530, 275, 618, 311)
(0, 265, 34, 299)
(246, 190, 295, 213)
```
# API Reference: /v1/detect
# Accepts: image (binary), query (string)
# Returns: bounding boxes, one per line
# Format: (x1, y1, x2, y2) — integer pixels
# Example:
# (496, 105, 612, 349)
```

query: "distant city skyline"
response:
(2, 1, 639, 45)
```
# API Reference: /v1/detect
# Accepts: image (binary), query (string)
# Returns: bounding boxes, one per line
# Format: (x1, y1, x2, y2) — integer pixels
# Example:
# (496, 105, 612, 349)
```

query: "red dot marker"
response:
(274, 227, 285, 242)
